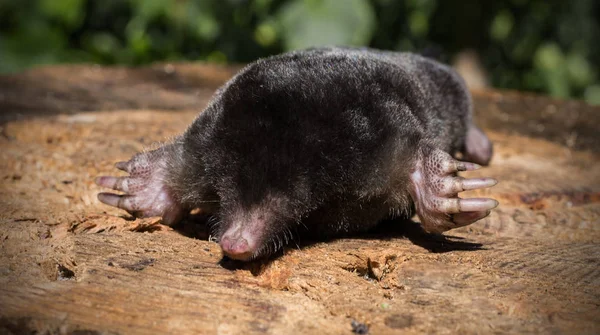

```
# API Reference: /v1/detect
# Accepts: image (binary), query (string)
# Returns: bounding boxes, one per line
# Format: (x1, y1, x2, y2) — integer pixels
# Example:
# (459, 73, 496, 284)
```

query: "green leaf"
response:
(254, 21, 278, 47)
(584, 85, 600, 105)
(534, 43, 564, 70)
(38, 0, 85, 29)
(84, 32, 122, 56)
(130, 0, 170, 20)
(0, 25, 67, 72)
(534, 44, 570, 98)
(408, 11, 429, 37)
(490, 10, 514, 41)
(566, 52, 595, 88)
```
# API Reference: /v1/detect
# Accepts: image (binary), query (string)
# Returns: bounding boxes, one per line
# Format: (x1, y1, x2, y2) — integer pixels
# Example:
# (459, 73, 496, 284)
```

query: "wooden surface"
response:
(0, 63, 599, 334)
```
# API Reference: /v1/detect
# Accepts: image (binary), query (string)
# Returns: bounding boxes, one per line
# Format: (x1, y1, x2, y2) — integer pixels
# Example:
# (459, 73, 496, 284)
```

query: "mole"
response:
(95, 47, 498, 261)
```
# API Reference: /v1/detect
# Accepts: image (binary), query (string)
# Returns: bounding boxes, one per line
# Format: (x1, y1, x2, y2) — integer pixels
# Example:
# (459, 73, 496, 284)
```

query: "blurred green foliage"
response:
(0, 0, 598, 104)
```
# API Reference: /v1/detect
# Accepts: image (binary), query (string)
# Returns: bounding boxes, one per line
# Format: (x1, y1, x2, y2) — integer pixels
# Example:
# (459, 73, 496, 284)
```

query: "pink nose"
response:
(220, 236, 252, 260)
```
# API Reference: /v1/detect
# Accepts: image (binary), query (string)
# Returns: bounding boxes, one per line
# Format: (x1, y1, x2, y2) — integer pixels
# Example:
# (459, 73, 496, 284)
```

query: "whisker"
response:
(206, 215, 222, 238)
(278, 236, 283, 250)
(283, 228, 290, 245)
(293, 216, 309, 232)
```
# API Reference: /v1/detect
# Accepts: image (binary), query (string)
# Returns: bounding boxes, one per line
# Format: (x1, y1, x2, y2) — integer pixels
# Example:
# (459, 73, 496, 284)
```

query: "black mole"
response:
(96, 47, 498, 261)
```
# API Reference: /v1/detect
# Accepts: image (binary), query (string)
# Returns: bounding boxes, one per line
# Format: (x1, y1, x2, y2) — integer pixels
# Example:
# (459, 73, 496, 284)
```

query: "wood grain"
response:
(0, 63, 598, 334)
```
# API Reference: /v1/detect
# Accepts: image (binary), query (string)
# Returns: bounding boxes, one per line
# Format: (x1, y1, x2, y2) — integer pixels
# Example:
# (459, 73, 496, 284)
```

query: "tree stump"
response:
(0, 63, 598, 334)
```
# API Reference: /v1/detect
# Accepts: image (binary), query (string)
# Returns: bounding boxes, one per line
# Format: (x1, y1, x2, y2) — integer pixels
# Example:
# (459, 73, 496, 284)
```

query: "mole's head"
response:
(192, 63, 353, 260)
(203, 125, 329, 260)
(215, 192, 307, 261)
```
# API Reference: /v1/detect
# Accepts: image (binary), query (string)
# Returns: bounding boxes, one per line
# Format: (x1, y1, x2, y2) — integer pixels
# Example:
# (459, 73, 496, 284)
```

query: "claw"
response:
(115, 161, 131, 172)
(453, 210, 491, 226)
(443, 177, 497, 196)
(460, 177, 497, 191)
(441, 156, 481, 174)
(436, 197, 498, 214)
(95, 175, 145, 193)
(459, 198, 499, 212)
(455, 161, 481, 172)
(95, 176, 128, 192)
(97, 192, 138, 212)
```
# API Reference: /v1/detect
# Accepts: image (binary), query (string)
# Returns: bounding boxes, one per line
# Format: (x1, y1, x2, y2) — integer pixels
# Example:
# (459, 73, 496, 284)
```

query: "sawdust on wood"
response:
(0, 63, 599, 334)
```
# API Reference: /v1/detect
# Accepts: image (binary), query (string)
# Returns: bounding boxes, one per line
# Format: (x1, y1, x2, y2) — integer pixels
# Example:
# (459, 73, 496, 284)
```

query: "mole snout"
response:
(219, 222, 262, 261)
(220, 235, 252, 260)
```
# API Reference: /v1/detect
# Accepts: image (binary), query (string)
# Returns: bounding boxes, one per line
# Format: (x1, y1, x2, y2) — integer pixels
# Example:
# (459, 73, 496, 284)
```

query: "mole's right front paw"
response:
(95, 148, 183, 225)
(409, 147, 498, 233)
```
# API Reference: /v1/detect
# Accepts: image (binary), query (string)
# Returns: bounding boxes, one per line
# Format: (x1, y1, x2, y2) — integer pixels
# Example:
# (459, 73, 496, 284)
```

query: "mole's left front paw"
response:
(409, 147, 498, 233)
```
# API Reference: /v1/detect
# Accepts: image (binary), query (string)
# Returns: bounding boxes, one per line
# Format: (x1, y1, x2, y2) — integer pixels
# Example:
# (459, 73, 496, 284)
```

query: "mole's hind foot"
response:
(95, 146, 184, 225)
(463, 125, 493, 166)
(409, 146, 498, 233)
